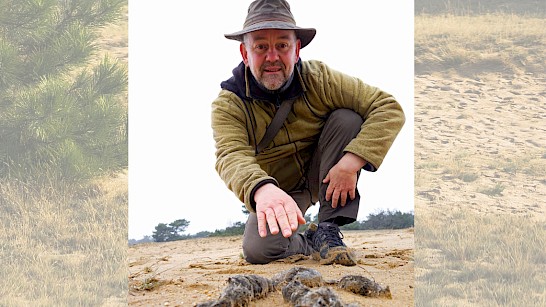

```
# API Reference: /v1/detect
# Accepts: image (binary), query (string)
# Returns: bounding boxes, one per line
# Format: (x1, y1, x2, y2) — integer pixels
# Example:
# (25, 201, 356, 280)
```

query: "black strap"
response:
(256, 99, 295, 154)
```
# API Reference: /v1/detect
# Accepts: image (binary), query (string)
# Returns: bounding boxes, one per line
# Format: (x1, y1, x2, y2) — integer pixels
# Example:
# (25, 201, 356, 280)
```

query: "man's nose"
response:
(265, 47, 280, 62)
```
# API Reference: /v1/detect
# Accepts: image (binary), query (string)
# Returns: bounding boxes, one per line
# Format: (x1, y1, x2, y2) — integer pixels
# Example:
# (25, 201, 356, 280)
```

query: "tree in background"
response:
(0, 0, 127, 180)
(169, 219, 190, 235)
(139, 211, 413, 244)
(210, 221, 245, 237)
(129, 235, 154, 246)
(152, 219, 190, 242)
(152, 223, 171, 242)
(340, 210, 414, 230)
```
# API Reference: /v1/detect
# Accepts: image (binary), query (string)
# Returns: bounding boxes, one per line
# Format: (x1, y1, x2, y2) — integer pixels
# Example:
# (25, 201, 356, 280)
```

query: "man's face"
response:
(241, 29, 300, 91)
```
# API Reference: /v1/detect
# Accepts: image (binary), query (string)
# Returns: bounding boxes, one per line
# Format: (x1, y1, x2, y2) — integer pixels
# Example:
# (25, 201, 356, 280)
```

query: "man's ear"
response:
(240, 43, 249, 65)
(295, 39, 301, 61)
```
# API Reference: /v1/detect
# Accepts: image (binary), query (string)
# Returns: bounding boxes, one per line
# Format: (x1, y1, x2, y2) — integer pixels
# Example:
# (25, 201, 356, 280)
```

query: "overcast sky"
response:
(128, 0, 414, 239)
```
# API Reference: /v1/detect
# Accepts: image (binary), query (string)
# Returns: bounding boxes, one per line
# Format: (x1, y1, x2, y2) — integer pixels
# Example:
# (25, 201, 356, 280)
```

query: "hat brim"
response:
(225, 20, 316, 48)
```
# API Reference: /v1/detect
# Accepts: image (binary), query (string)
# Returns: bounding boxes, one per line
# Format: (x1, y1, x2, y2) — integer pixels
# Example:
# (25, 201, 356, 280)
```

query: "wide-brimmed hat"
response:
(225, 0, 316, 48)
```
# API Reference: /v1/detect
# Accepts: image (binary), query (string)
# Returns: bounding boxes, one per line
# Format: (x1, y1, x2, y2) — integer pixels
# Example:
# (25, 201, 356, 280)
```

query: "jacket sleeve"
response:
(306, 61, 405, 171)
(211, 90, 278, 212)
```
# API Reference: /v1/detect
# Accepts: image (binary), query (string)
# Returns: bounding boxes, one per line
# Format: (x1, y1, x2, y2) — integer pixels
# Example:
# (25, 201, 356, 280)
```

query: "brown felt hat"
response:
(225, 0, 316, 48)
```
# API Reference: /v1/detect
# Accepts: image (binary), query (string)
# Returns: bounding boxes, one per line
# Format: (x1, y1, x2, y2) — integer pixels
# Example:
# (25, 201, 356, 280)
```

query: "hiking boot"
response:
(304, 222, 356, 266)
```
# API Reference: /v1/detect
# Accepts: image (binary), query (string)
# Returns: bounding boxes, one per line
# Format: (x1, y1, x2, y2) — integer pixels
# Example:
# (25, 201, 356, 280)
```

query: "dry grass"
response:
(0, 171, 128, 306)
(415, 209, 546, 306)
(415, 14, 546, 76)
(415, 0, 546, 16)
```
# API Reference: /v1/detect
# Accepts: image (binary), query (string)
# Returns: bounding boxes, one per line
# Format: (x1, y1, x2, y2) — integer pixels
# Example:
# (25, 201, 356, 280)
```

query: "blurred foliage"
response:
(0, 0, 127, 181)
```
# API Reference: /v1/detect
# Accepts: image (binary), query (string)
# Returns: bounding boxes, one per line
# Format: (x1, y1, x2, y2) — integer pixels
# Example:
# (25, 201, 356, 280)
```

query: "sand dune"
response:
(129, 228, 414, 306)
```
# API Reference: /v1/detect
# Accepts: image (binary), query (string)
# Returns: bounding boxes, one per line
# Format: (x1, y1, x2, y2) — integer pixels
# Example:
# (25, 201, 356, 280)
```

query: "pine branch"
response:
(0, 0, 128, 180)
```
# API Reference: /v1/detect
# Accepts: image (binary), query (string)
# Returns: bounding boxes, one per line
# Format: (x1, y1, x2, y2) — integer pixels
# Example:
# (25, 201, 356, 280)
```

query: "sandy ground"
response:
(128, 228, 414, 306)
(414, 71, 546, 219)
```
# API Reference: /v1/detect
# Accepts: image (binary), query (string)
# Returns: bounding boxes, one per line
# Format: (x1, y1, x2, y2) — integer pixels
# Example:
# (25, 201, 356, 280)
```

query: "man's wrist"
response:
(250, 179, 277, 210)
(342, 152, 367, 172)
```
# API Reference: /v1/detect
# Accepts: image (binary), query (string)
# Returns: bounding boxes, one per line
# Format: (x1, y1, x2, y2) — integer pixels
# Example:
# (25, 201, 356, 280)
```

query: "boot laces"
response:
(313, 223, 345, 248)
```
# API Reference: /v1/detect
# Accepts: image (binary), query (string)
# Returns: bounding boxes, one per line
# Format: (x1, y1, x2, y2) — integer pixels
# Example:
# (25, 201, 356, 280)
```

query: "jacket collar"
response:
(221, 59, 305, 103)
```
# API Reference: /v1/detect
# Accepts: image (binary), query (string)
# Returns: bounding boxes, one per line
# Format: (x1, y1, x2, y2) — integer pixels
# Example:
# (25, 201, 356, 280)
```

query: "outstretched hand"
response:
(323, 152, 367, 208)
(254, 183, 306, 238)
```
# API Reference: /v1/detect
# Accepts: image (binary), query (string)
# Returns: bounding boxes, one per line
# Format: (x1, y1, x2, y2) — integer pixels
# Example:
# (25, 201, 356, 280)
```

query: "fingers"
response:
(256, 211, 267, 238)
(283, 204, 299, 232)
(258, 207, 282, 237)
(322, 173, 330, 184)
(323, 167, 358, 208)
(296, 208, 306, 225)
(330, 188, 355, 208)
(257, 204, 293, 238)
(254, 184, 310, 238)
(325, 180, 334, 202)
(265, 208, 280, 236)
(331, 188, 339, 208)
(285, 204, 306, 232)
(340, 190, 348, 207)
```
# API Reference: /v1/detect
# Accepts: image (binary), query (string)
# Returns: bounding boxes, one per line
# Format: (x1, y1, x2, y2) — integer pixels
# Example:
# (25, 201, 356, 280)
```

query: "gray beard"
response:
(256, 70, 294, 94)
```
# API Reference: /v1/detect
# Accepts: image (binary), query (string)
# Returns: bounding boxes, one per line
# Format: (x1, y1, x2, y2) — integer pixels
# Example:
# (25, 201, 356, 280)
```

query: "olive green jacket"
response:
(212, 60, 405, 212)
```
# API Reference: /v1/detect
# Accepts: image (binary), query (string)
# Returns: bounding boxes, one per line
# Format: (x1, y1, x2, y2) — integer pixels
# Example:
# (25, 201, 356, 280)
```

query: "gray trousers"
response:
(242, 109, 364, 264)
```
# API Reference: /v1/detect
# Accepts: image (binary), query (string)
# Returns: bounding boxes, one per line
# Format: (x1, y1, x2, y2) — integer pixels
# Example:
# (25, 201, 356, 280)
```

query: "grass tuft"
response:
(416, 209, 546, 306)
(415, 14, 546, 76)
